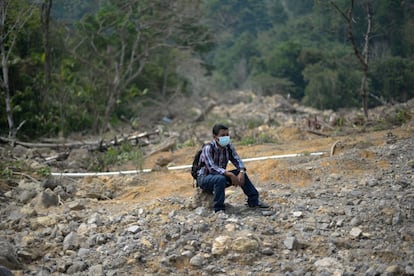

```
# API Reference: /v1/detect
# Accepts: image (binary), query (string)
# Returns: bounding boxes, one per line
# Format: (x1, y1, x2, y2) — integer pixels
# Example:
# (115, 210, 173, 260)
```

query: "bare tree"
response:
(41, 0, 52, 97)
(0, 0, 36, 139)
(331, 0, 372, 118)
(0, 0, 13, 138)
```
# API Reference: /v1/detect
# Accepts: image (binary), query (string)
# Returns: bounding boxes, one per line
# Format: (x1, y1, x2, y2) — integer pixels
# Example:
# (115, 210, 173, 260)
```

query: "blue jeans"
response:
(197, 169, 259, 212)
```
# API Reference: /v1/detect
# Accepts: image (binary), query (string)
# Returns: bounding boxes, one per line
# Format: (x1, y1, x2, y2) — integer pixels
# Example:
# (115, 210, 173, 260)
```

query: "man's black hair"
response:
(212, 124, 229, 136)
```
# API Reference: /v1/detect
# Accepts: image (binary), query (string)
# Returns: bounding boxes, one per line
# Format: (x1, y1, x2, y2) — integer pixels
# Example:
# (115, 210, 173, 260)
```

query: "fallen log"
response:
(44, 151, 70, 163)
(0, 136, 95, 149)
(12, 172, 40, 183)
(306, 130, 330, 137)
(0, 130, 160, 151)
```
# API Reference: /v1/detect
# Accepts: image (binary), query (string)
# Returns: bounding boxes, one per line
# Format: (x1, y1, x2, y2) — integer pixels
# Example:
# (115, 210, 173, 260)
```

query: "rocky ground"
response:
(1, 92, 414, 275)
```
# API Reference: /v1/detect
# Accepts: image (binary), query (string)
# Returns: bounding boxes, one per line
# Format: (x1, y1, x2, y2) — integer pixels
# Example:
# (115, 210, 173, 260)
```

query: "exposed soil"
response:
(82, 125, 413, 215)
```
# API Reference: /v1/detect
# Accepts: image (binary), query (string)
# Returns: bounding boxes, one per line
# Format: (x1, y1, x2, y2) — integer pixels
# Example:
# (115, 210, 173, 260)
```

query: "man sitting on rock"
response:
(196, 123, 269, 213)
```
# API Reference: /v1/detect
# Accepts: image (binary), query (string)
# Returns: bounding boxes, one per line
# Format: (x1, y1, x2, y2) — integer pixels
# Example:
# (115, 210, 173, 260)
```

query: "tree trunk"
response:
(100, 85, 120, 134)
(1, 43, 14, 139)
(360, 2, 372, 118)
(41, 0, 52, 96)
(360, 74, 368, 117)
(99, 51, 147, 134)
(331, 0, 372, 119)
(0, 0, 15, 139)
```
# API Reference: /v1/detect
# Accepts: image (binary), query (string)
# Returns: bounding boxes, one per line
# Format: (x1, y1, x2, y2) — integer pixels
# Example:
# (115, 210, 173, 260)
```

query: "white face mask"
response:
(218, 136, 230, 147)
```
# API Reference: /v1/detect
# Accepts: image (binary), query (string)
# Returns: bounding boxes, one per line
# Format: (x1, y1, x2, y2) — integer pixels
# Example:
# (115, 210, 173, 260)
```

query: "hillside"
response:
(0, 92, 413, 275)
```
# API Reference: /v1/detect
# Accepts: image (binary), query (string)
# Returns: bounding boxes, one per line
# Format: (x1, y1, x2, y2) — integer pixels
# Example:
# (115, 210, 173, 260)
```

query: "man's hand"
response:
(225, 172, 241, 186)
(237, 172, 245, 187)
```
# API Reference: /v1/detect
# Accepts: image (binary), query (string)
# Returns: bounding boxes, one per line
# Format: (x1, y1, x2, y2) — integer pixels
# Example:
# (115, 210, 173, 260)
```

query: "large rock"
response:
(212, 235, 232, 256)
(231, 235, 260, 253)
(314, 257, 344, 274)
(283, 236, 303, 250)
(17, 190, 37, 204)
(63, 232, 80, 251)
(32, 215, 57, 229)
(42, 177, 60, 190)
(67, 148, 90, 169)
(32, 188, 59, 208)
(190, 188, 214, 209)
(11, 145, 29, 159)
(0, 240, 23, 270)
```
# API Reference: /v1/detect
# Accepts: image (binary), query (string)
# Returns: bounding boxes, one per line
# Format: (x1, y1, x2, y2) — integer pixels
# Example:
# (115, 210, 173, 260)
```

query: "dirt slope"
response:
(91, 126, 413, 211)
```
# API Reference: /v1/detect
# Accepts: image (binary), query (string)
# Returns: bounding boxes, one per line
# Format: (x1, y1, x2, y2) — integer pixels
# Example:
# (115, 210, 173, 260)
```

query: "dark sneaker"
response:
(214, 209, 228, 218)
(247, 201, 270, 208)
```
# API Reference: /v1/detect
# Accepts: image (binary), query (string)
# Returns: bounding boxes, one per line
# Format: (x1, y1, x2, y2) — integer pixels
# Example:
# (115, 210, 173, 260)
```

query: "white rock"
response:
(212, 235, 231, 256)
(283, 236, 300, 250)
(77, 223, 96, 236)
(63, 232, 79, 251)
(350, 227, 362, 238)
(231, 236, 259, 252)
(127, 225, 140, 234)
(293, 211, 303, 218)
(87, 213, 103, 225)
(225, 223, 236, 232)
(314, 257, 344, 274)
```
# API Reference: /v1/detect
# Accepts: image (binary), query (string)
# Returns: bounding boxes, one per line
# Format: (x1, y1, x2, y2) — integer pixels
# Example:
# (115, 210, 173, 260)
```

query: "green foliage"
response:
(212, 32, 260, 89)
(302, 64, 341, 110)
(311, 3, 344, 39)
(204, 0, 414, 112)
(1, 167, 13, 180)
(134, 49, 188, 106)
(238, 136, 257, 146)
(375, 0, 407, 56)
(239, 132, 277, 145)
(249, 73, 295, 96)
(246, 118, 264, 130)
(284, 0, 314, 16)
(51, 0, 105, 21)
(65, 0, 211, 132)
(5, 0, 212, 137)
(370, 56, 414, 103)
(36, 167, 51, 177)
(257, 132, 277, 143)
(0, 158, 50, 180)
(2, 0, 414, 139)
(302, 59, 361, 110)
(261, 41, 305, 99)
(90, 144, 144, 172)
(204, 0, 274, 35)
(0, 0, 45, 137)
(372, 108, 412, 131)
(301, 44, 363, 110)
(301, 151, 311, 156)
(267, 1, 288, 24)
(396, 109, 412, 124)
